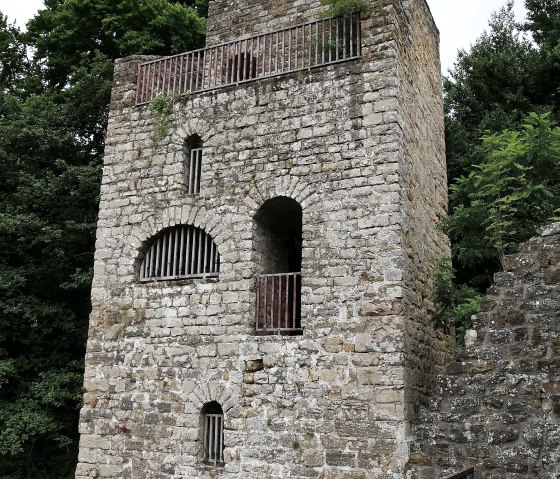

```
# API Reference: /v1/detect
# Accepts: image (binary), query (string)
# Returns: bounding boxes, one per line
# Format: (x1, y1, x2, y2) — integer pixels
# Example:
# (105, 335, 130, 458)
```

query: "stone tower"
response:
(76, 1, 449, 478)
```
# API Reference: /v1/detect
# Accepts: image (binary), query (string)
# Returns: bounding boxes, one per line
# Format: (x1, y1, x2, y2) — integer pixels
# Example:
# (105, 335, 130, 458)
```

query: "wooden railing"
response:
(441, 467, 475, 479)
(255, 273, 302, 333)
(135, 13, 361, 104)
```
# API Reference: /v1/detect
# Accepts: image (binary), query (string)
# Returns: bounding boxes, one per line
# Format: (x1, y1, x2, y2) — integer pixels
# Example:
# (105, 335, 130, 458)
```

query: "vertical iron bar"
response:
(263, 275, 268, 330)
(349, 14, 354, 57)
(277, 274, 282, 330)
(285, 275, 289, 329)
(178, 226, 185, 276)
(255, 277, 261, 330)
(293, 273, 297, 329)
(197, 228, 203, 274)
(270, 275, 275, 330)
(288, 27, 292, 71)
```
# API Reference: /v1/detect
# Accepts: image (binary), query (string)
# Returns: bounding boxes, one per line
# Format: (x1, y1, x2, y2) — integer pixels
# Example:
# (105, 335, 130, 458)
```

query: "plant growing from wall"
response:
(149, 94, 178, 150)
(320, 0, 374, 17)
(431, 256, 481, 346)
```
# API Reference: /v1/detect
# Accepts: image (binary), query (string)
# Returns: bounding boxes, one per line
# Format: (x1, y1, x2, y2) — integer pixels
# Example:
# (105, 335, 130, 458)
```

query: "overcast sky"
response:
(1, 0, 527, 73)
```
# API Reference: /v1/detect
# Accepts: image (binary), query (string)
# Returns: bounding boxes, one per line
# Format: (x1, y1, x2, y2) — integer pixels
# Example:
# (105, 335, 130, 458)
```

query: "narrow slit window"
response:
(201, 402, 224, 466)
(140, 225, 220, 282)
(186, 134, 203, 195)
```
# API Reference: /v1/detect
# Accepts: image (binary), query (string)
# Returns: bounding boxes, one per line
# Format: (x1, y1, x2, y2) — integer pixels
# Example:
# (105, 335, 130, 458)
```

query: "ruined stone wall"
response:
(76, 1, 448, 478)
(206, 0, 324, 45)
(411, 223, 560, 479)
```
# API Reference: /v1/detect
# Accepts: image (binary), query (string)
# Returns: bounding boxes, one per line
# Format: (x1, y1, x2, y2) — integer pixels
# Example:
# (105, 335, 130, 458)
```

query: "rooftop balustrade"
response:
(135, 13, 361, 105)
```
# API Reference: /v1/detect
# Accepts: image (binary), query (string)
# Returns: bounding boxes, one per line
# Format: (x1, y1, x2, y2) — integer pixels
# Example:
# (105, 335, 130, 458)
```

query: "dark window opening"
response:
(139, 225, 219, 282)
(201, 401, 224, 466)
(185, 134, 203, 195)
(254, 196, 302, 335)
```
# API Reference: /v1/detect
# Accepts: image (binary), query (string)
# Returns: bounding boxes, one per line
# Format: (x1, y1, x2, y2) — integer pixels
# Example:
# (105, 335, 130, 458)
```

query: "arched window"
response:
(139, 225, 220, 282)
(201, 401, 224, 465)
(253, 197, 302, 334)
(185, 134, 203, 195)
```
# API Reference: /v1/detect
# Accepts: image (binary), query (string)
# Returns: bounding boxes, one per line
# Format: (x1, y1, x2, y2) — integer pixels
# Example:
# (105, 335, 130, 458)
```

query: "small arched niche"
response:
(253, 196, 302, 334)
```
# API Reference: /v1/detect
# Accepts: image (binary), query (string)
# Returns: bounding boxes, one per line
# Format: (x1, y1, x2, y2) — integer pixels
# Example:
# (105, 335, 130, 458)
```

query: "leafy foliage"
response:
(447, 112, 560, 285)
(444, 0, 560, 289)
(0, 1, 209, 477)
(320, 0, 374, 17)
(431, 256, 481, 346)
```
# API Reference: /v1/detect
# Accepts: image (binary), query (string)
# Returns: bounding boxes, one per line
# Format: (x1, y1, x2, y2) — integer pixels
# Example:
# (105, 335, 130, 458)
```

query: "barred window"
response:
(139, 225, 220, 282)
(202, 402, 224, 465)
(186, 134, 203, 195)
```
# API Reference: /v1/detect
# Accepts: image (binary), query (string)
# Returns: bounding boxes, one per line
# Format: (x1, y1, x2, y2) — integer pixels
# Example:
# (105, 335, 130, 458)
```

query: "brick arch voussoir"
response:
(173, 118, 217, 146)
(190, 382, 237, 414)
(245, 176, 318, 218)
(131, 205, 229, 260)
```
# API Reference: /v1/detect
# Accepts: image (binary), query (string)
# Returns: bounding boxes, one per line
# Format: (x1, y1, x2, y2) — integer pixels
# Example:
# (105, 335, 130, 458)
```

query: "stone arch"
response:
(185, 381, 238, 415)
(172, 118, 217, 147)
(244, 176, 320, 219)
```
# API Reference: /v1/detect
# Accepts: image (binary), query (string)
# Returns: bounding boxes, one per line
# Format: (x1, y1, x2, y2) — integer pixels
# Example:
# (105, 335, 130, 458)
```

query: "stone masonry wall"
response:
(76, 2, 448, 478)
(206, 0, 324, 46)
(391, 0, 449, 424)
(410, 223, 560, 479)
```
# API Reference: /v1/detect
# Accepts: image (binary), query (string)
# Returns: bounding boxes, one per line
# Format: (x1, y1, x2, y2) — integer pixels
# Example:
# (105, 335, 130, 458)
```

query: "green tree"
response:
(446, 112, 560, 285)
(0, 2, 208, 477)
(444, 3, 540, 183)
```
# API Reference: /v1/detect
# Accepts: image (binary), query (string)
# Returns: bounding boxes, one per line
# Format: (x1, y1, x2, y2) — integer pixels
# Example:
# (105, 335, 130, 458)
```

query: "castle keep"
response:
(76, 1, 450, 477)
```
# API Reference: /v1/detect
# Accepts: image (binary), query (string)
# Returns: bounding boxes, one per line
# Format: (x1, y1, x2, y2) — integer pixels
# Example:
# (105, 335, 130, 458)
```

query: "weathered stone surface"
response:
(412, 224, 560, 479)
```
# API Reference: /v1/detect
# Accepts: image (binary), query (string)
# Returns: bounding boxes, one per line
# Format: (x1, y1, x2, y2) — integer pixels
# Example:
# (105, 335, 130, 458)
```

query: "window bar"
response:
(201, 50, 207, 90)
(295, 26, 298, 69)
(172, 57, 178, 94)
(342, 17, 347, 59)
(321, 20, 325, 64)
(277, 274, 282, 330)
(160, 230, 168, 277)
(350, 14, 355, 57)
(288, 28, 292, 71)
(136, 64, 143, 104)
(282, 275, 287, 329)
(268, 33, 273, 74)
(213, 415, 219, 464)
(155, 61, 161, 96)
(177, 225, 185, 276)
(163, 59, 169, 95)
(201, 228, 207, 274)
(196, 228, 203, 274)
(299, 26, 303, 69)
(171, 227, 178, 277)
(208, 415, 214, 463)
(280, 30, 284, 73)
(197, 148, 203, 193)
(216, 45, 222, 86)
(255, 35, 261, 78)
(263, 275, 268, 330)
(246, 38, 252, 79)
(236, 42, 242, 82)
(336, 18, 340, 61)
(177, 55, 184, 95)
(218, 416, 224, 462)
(293, 275, 300, 328)
(356, 13, 362, 57)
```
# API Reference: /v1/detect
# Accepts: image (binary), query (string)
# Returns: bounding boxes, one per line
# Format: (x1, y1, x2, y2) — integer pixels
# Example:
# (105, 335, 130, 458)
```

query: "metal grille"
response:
(135, 13, 361, 104)
(139, 225, 220, 281)
(441, 467, 475, 479)
(203, 413, 224, 465)
(188, 147, 203, 195)
(255, 273, 302, 333)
